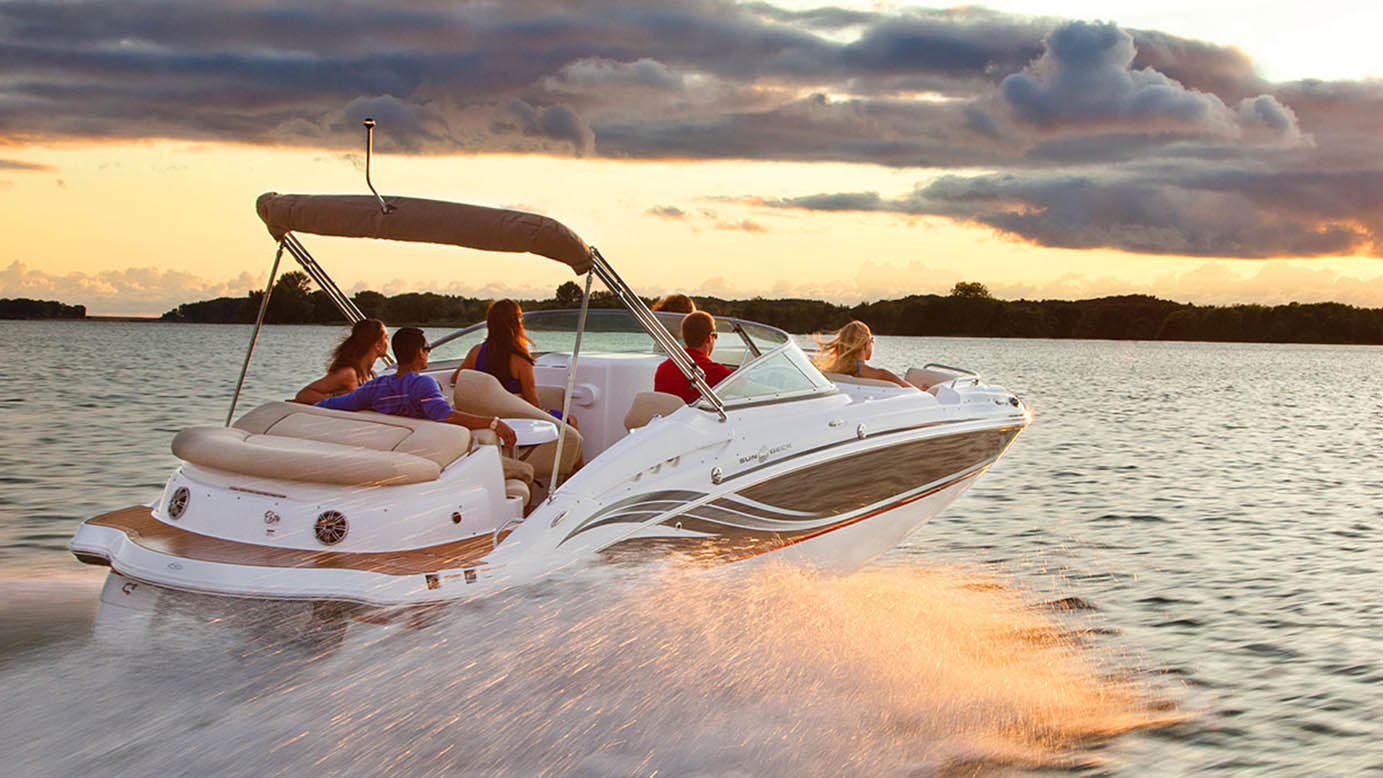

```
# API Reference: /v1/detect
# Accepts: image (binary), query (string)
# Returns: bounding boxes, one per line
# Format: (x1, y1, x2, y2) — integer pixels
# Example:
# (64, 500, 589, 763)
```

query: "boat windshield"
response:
(429, 308, 832, 408)
(428, 309, 790, 365)
(699, 340, 835, 408)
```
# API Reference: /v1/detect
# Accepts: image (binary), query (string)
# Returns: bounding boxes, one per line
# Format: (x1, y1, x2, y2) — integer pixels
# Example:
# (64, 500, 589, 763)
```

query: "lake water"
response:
(0, 320, 1378, 776)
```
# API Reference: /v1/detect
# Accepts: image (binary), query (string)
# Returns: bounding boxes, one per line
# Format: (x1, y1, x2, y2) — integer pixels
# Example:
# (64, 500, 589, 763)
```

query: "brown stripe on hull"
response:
(85, 506, 496, 576)
(735, 425, 1022, 515)
(601, 468, 983, 564)
(724, 469, 982, 562)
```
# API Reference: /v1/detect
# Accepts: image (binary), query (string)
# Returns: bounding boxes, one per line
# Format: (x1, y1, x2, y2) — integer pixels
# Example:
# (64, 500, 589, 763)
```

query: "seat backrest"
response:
(535, 384, 565, 412)
(624, 391, 685, 431)
(824, 371, 898, 388)
(452, 369, 551, 421)
(452, 369, 582, 479)
(904, 366, 970, 391)
(233, 401, 469, 468)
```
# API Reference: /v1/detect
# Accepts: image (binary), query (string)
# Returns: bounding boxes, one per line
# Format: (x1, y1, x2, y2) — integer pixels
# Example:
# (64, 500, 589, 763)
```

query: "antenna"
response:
(362, 118, 393, 214)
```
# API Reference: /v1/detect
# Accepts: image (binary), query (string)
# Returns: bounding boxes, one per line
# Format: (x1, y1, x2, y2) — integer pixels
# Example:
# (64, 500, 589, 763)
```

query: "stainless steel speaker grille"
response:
(314, 510, 348, 545)
(167, 486, 190, 520)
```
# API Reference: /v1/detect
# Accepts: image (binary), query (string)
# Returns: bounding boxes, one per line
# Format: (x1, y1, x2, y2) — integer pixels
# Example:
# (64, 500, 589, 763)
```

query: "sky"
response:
(1, 0, 1381, 316)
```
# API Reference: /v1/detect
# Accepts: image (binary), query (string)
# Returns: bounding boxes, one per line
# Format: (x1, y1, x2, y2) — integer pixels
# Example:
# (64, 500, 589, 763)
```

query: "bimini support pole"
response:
(227, 242, 284, 426)
(280, 232, 393, 367)
(588, 247, 727, 421)
(281, 233, 362, 324)
(548, 269, 594, 497)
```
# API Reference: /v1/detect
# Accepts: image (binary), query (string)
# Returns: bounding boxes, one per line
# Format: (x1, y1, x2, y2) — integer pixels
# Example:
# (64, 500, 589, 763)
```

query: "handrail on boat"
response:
(494, 516, 523, 547)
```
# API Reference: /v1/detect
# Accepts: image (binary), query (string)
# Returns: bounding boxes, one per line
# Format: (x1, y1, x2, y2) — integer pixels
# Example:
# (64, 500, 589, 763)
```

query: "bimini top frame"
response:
(240, 192, 728, 424)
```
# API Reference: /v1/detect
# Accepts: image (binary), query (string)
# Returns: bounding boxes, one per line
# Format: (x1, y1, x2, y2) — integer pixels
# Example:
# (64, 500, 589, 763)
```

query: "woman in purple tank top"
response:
(450, 300, 574, 424)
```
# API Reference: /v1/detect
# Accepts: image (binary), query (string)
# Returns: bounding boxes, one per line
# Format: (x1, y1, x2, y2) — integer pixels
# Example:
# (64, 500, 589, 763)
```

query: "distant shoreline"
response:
(84, 314, 162, 323)
(9, 290, 1383, 346)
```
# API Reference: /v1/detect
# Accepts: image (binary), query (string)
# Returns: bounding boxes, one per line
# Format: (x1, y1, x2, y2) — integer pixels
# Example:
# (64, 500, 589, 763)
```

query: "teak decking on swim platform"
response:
(86, 506, 496, 576)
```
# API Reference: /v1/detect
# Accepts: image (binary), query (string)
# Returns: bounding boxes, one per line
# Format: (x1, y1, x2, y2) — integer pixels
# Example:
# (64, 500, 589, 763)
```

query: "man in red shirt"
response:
(654, 311, 734, 403)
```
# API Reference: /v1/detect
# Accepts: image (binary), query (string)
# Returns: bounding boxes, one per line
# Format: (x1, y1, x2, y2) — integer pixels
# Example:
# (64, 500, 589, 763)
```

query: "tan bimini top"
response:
(256, 193, 593, 274)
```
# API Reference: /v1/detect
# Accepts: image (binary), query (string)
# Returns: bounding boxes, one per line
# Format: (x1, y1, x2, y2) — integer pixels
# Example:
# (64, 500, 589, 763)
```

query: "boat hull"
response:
(71, 384, 1028, 606)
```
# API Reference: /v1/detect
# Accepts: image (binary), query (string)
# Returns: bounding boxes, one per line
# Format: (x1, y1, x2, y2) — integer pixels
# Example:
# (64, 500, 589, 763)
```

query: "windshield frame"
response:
(428, 308, 790, 359)
(427, 308, 831, 411)
(693, 338, 836, 411)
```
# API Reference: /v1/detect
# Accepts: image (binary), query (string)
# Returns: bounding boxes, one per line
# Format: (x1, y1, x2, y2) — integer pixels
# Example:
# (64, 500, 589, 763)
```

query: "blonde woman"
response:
(814, 321, 910, 387)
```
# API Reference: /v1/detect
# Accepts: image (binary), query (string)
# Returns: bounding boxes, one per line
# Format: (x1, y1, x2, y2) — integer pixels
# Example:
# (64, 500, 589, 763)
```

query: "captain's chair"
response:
(451, 369, 582, 480)
(624, 391, 684, 432)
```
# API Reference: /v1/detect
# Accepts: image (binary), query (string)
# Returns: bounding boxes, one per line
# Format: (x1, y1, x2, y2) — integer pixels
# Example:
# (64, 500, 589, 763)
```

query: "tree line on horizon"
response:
(0, 298, 86, 319)
(43, 271, 1374, 345)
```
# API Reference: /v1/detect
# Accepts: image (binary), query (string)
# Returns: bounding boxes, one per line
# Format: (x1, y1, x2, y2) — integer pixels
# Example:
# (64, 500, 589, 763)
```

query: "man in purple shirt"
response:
(318, 327, 517, 449)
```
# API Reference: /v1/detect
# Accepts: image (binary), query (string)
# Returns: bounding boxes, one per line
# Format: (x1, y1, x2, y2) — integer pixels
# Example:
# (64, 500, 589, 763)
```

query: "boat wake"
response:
(0, 563, 1180, 776)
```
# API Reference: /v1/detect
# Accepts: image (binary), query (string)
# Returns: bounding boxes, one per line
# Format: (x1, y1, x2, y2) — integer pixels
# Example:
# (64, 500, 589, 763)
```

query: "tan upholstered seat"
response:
(171, 401, 475, 486)
(535, 384, 565, 412)
(624, 391, 685, 431)
(903, 366, 969, 391)
(452, 370, 581, 480)
(824, 371, 899, 388)
(233, 401, 471, 468)
(504, 479, 531, 506)
(172, 426, 442, 486)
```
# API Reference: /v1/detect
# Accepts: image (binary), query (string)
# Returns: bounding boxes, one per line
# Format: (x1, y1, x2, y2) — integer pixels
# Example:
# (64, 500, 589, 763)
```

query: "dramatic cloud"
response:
(1125, 29, 1266, 100)
(1000, 21, 1301, 143)
(751, 16, 1381, 259)
(546, 58, 685, 93)
(505, 99, 595, 155)
(0, 1, 1190, 160)
(2, 1, 1379, 260)
(771, 164, 1383, 258)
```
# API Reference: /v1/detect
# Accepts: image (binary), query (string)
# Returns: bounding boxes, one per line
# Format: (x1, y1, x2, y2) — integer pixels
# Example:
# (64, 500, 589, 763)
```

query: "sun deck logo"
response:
(739, 443, 792, 465)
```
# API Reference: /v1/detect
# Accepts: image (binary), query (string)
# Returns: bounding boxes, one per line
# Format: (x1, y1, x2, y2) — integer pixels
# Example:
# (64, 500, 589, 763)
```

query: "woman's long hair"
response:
(484, 299, 534, 385)
(328, 318, 386, 382)
(813, 320, 872, 375)
(651, 294, 695, 314)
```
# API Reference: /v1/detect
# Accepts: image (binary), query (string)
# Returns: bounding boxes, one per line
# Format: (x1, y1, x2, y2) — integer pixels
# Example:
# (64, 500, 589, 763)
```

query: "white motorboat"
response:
(70, 176, 1028, 606)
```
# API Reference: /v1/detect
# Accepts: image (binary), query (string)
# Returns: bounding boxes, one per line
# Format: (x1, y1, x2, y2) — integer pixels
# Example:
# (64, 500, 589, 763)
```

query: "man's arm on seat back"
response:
(316, 379, 377, 411)
(412, 375, 459, 422)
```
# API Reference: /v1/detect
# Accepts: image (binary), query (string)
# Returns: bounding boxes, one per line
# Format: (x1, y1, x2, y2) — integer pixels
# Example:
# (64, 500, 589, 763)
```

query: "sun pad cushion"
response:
(173, 426, 440, 486)
(233, 401, 470, 469)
